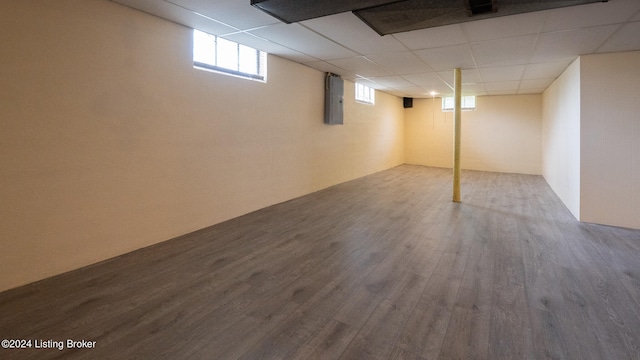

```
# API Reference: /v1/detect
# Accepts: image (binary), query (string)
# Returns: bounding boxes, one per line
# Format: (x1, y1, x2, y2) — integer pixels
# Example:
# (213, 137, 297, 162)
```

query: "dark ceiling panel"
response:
(354, 0, 608, 35)
(465, 0, 497, 15)
(250, 0, 403, 23)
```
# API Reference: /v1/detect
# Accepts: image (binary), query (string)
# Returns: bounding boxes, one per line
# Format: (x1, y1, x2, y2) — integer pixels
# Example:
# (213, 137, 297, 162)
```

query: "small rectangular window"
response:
(355, 83, 375, 105)
(193, 29, 266, 81)
(442, 96, 476, 111)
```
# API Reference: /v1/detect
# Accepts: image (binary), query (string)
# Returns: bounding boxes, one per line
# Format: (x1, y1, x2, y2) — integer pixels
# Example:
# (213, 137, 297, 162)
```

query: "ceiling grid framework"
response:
(112, 0, 640, 98)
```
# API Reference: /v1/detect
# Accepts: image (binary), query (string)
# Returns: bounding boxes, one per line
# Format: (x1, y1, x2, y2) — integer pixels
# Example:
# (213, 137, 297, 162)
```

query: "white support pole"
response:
(453, 68, 462, 203)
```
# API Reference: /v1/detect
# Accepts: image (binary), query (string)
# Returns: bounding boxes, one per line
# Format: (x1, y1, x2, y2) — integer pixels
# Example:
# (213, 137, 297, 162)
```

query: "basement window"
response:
(193, 29, 266, 82)
(355, 83, 375, 105)
(442, 96, 476, 111)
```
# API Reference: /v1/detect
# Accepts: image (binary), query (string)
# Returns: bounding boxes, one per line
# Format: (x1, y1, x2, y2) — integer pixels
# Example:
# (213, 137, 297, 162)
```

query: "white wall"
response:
(580, 51, 640, 229)
(405, 94, 542, 174)
(0, 0, 405, 291)
(542, 59, 581, 219)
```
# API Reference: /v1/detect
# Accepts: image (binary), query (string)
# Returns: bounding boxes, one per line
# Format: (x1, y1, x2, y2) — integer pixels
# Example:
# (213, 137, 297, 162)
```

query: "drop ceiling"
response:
(111, 0, 640, 98)
(353, 0, 607, 35)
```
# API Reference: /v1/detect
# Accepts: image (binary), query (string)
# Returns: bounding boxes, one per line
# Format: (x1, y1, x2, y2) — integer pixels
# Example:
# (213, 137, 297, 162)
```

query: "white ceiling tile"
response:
(391, 86, 430, 97)
(301, 13, 407, 55)
(186, 13, 238, 36)
(403, 73, 452, 94)
(376, 86, 395, 93)
(522, 60, 572, 79)
(404, 72, 447, 87)
(484, 81, 520, 92)
(414, 45, 475, 72)
(392, 24, 468, 50)
(425, 84, 456, 96)
(410, 87, 453, 97)
(366, 52, 432, 75)
(542, 0, 640, 33)
(381, 89, 405, 97)
(479, 65, 526, 82)
(461, 83, 487, 95)
(327, 57, 392, 77)
(367, 76, 415, 88)
(487, 90, 519, 96)
(250, 23, 358, 60)
(437, 69, 482, 84)
(354, 78, 387, 90)
(471, 35, 537, 67)
(530, 25, 620, 62)
(462, 11, 547, 42)
(223, 32, 317, 63)
(112, 0, 239, 35)
(520, 78, 554, 90)
(596, 21, 640, 53)
(270, 51, 319, 65)
(302, 61, 358, 79)
(171, 0, 281, 30)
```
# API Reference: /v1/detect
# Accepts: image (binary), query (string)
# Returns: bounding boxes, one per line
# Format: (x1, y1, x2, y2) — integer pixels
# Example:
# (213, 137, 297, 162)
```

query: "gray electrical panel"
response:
(324, 73, 343, 125)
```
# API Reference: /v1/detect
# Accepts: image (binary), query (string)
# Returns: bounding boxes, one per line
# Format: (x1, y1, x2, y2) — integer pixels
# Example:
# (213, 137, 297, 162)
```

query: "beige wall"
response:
(0, 0, 405, 291)
(542, 59, 581, 219)
(580, 51, 640, 229)
(405, 94, 542, 174)
(542, 52, 640, 229)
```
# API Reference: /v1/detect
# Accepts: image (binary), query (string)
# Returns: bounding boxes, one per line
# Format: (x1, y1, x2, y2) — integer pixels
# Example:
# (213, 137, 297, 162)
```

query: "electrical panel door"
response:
(324, 73, 343, 125)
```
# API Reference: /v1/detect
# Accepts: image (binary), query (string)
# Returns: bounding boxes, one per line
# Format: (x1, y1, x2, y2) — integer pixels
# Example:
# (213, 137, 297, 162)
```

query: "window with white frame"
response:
(442, 95, 476, 111)
(193, 29, 266, 81)
(355, 83, 375, 104)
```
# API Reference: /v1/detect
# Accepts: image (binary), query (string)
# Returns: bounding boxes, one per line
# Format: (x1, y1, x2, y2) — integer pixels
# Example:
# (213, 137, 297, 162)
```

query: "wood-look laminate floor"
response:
(1, 165, 640, 360)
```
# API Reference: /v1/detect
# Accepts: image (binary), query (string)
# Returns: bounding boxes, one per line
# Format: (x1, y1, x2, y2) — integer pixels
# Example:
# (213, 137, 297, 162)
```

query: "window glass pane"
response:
(193, 30, 216, 65)
(463, 96, 476, 108)
(239, 45, 257, 75)
(355, 83, 375, 104)
(258, 52, 267, 77)
(443, 97, 454, 110)
(216, 37, 238, 71)
(443, 96, 475, 110)
(193, 29, 266, 81)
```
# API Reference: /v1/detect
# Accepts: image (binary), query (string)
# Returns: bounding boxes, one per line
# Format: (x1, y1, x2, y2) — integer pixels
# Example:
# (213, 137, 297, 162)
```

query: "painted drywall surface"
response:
(541, 59, 581, 220)
(405, 94, 542, 175)
(343, 83, 406, 179)
(580, 51, 640, 229)
(0, 0, 405, 291)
